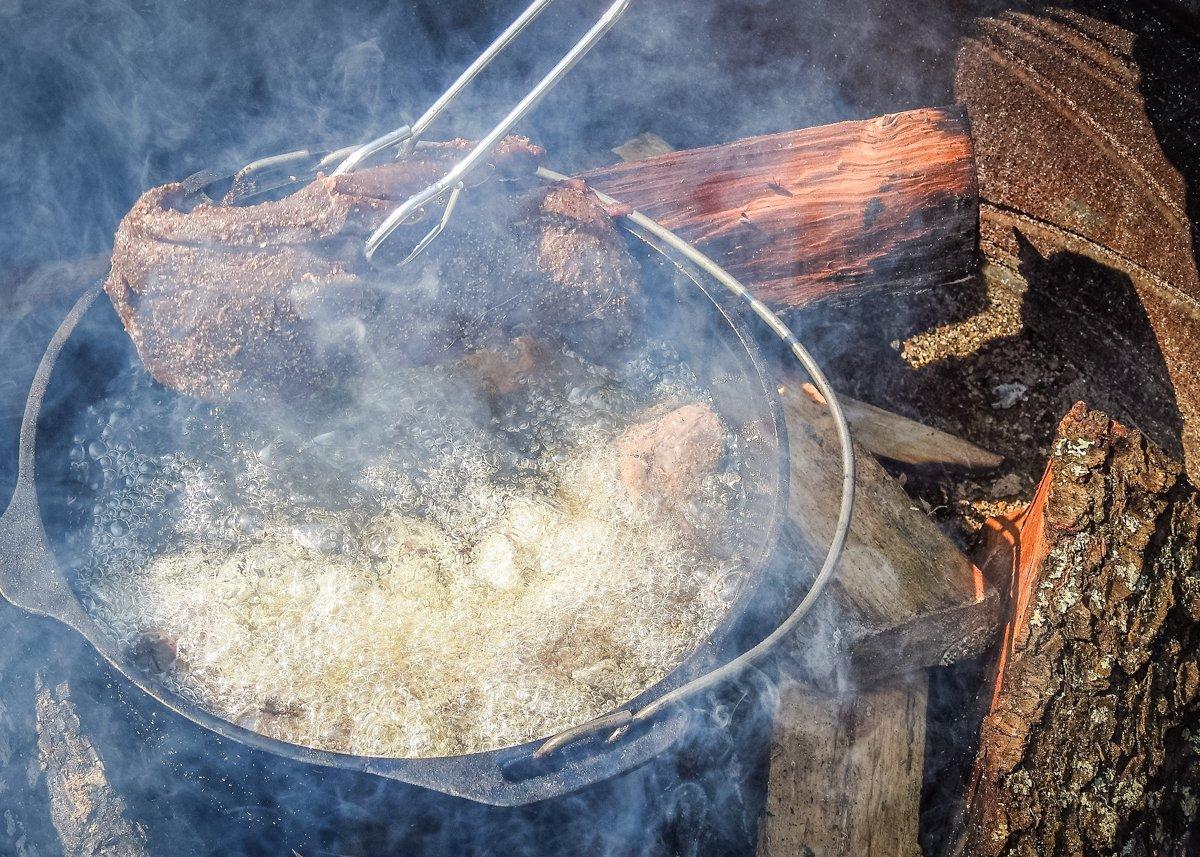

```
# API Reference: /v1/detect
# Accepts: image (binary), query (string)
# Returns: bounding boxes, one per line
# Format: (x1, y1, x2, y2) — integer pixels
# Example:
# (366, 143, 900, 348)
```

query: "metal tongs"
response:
(330, 0, 632, 265)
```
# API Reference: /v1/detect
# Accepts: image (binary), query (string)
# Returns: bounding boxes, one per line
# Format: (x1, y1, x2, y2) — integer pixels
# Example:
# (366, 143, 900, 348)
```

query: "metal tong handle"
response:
(340, 0, 632, 263)
(330, 0, 557, 176)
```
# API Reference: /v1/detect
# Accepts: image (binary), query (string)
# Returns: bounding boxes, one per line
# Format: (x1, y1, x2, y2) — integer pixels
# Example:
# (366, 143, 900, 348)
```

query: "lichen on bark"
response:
(963, 404, 1200, 857)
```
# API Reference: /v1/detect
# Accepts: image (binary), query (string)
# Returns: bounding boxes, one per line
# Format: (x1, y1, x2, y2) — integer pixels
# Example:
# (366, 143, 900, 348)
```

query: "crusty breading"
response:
(104, 137, 641, 400)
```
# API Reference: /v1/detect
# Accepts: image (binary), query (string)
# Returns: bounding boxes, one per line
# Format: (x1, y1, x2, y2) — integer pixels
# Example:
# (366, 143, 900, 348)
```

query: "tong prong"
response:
(331, 0, 557, 177)
(367, 181, 465, 265)
(366, 0, 632, 265)
(330, 126, 415, 177)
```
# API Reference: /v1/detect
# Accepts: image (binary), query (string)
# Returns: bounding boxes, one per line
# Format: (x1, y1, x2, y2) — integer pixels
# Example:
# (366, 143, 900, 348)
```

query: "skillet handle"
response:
(0, 483, 90, 630)
(0, 285, 104, 631)
(359, 704, 690, 806)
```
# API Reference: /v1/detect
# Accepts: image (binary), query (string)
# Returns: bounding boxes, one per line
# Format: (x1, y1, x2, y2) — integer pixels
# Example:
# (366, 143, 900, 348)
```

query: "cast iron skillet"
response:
(0, 165, 813, 807)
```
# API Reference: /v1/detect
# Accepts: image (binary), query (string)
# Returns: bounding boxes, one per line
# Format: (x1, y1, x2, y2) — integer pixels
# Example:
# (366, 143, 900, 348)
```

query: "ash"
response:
(66, 339, 748, 758)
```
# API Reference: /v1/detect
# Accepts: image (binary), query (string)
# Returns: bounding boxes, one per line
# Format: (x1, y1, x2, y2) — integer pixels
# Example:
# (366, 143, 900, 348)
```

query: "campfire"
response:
(3, 0, 1200, 855)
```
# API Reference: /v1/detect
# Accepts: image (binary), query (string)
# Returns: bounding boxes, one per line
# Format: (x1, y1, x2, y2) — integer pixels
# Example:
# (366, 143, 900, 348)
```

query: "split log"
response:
(799, 382, 1003, 470)
(779, 382, 999, 688)
(958, 404, 1200, 857)
(758, 673, 927, 857)
(583, 107, 979, 309)
(956, 6, 1200, 484)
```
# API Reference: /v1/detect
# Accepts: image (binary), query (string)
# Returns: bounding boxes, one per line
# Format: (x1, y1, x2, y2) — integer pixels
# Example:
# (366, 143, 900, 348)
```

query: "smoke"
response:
(0, 0, 989, 854)
(0, 0, 972, 271)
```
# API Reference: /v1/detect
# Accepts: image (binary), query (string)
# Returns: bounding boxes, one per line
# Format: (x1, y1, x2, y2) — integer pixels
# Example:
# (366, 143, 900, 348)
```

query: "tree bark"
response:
(582, 107, 979, 310)
(958, 403, 1200, 857)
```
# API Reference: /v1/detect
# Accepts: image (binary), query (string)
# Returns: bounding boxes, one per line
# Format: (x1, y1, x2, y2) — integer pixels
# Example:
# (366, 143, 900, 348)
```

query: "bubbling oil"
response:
(68, 341, 747, 757)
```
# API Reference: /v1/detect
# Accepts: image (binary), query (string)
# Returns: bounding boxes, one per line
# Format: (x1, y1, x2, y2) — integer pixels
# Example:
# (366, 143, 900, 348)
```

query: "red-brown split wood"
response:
(582, 107, 979, 309)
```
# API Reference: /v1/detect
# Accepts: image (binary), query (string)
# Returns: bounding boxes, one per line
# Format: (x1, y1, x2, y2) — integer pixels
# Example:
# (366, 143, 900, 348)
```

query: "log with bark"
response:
(956, 5, 1200, 484)
(957, 404, 1200, 856)
(583, 106, 979, 310)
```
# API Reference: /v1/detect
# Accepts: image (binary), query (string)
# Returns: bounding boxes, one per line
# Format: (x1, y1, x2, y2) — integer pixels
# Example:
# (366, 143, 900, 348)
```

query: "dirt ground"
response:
(796, 261, 1096, 552)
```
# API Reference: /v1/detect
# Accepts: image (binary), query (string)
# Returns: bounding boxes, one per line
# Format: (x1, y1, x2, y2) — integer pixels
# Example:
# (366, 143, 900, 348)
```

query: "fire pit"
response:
(5, 0, 1200, 854)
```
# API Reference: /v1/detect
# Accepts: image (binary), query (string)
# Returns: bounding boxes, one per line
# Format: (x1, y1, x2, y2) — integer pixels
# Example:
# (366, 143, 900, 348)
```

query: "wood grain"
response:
(758, 674, 927, 857)
(956, 6, 1200, 483)
(780, 382, 999, 688)
(583, 107, 979, 309)
(800, 382, 1003, 470)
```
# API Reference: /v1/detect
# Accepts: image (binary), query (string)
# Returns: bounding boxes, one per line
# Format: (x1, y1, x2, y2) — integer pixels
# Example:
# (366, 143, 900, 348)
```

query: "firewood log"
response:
(754, 382, 996, 857)
(957, 404, 1200, 856)
(758, 674, 927, 857)
(799, 382, 1003, 470)
(0, 613, 53, 857)
(35, 675, 149, 857)
(956, 6, 1200, 485)
(780, 382, 999, 688)
(583, 107, 979, 309)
